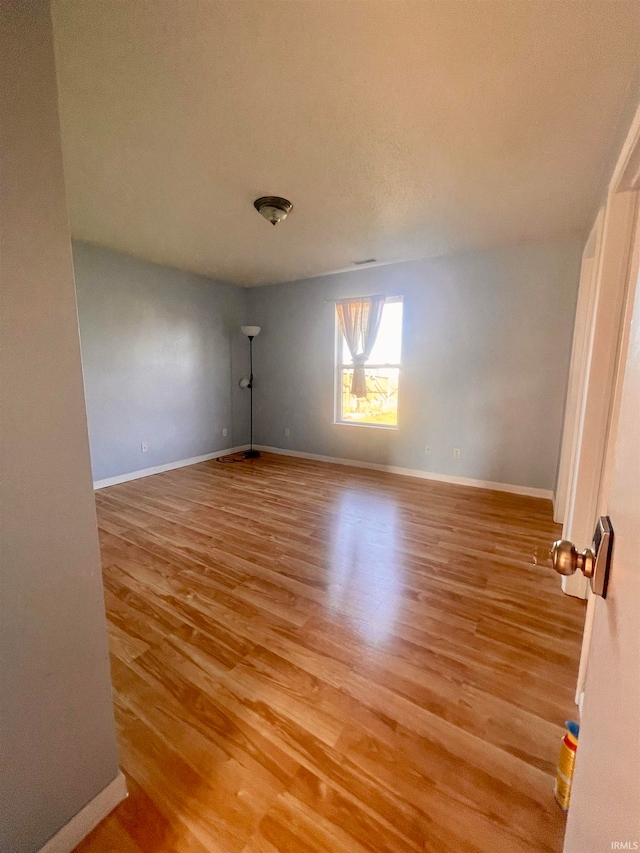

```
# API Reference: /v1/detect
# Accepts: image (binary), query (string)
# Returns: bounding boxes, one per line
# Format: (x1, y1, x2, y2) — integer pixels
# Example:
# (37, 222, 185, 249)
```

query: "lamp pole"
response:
(241, 326, 261, 459)
(248, 335, 256, 455)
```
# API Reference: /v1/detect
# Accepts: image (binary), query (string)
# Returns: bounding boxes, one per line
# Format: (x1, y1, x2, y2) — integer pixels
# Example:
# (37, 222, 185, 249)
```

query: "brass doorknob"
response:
(550, 539, 595, 579)
(536, 518, 613, 598)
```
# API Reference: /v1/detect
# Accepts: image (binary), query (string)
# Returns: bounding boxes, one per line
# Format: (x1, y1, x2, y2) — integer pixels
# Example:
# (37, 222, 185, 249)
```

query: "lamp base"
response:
(243, 449, 261, 459)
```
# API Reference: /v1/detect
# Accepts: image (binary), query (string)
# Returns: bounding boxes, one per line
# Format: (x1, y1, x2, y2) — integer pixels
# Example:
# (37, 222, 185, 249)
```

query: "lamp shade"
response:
(241, 325, 261, 337)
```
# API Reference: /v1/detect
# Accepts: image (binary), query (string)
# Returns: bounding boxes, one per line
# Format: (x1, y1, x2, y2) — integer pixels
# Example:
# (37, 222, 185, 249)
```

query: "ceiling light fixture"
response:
(254, 196, 293, 225)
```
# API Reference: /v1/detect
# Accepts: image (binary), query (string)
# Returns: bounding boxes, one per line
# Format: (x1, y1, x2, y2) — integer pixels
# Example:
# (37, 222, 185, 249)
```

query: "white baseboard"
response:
(561, 572, 589, 599)
(254, 445, 554, 500)
(93, 445, 250, 489)
(552, 492, 565, 524)
(38, 771, 127, 853)
(94, 443, 553, 500)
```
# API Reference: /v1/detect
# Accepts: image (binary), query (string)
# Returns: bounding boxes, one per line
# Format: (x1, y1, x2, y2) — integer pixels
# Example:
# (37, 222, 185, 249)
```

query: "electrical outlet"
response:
(222, 428, 228, 437)
(424, 444, 431, 454)
(285, 428, 290, 437)
(141, 441, 148, 453)
(453, 448, 461, 459)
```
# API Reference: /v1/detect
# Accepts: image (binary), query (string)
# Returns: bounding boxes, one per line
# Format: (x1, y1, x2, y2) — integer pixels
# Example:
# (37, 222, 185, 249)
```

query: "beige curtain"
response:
(336, 296, 386, 398)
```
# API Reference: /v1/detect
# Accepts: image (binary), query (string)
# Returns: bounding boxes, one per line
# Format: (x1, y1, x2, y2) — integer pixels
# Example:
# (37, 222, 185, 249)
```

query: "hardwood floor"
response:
(75, 453, 585, 853)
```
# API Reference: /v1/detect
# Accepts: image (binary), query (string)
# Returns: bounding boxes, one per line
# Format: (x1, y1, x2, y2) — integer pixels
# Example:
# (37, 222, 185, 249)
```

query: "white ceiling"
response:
(52, 1, 640, 287)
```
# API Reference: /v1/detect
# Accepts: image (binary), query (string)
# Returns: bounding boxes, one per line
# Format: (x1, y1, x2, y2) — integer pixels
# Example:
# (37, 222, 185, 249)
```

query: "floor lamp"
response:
(240, 326, 261, 459)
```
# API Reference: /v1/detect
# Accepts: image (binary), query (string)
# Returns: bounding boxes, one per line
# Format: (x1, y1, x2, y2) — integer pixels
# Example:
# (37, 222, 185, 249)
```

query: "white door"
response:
(563, 212, 640, 851)
(559, 191, 636, 600)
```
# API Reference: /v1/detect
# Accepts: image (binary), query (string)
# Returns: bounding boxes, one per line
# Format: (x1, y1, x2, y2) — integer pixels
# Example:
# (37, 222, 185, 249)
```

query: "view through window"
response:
(336, 297, 402, 427)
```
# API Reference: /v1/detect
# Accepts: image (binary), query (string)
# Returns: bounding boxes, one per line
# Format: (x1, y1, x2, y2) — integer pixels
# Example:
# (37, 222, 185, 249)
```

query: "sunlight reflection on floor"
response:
(329, 489, 402, 643)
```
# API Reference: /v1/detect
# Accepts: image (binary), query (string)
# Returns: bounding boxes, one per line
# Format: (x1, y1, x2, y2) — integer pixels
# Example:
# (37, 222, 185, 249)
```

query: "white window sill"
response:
(332, 421, 399, 431)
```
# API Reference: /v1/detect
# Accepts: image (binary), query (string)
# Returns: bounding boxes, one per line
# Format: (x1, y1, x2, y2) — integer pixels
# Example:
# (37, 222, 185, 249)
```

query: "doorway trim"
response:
(567, 101, 640, 708)
(555, 103, 640, 600)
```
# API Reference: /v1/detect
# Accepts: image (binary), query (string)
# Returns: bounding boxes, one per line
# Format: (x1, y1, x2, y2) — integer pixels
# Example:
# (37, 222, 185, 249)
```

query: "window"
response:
(335, 296, 402, 427)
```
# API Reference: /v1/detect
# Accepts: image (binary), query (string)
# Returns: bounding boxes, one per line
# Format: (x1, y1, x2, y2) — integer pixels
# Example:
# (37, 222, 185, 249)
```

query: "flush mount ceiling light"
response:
(253, 196, 293, 225)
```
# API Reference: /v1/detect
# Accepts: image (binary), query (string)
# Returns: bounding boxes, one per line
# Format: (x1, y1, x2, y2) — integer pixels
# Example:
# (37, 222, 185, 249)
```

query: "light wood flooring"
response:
(75, 453, 585, 853)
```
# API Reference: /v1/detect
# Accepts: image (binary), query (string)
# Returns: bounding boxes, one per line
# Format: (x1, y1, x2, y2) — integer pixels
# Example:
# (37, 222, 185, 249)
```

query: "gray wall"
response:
(73, 242, 249, 482)
(0, 3, 120, 852)
(248, 237, 582, 491)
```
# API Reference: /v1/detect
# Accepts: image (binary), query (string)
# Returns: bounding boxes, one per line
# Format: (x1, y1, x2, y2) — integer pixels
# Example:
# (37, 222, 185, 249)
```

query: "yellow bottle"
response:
(555, 721, 579, 812)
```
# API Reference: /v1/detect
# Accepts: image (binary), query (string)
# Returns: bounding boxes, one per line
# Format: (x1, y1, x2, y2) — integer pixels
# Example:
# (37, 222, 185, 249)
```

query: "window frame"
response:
(333, 295, 403, 430)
